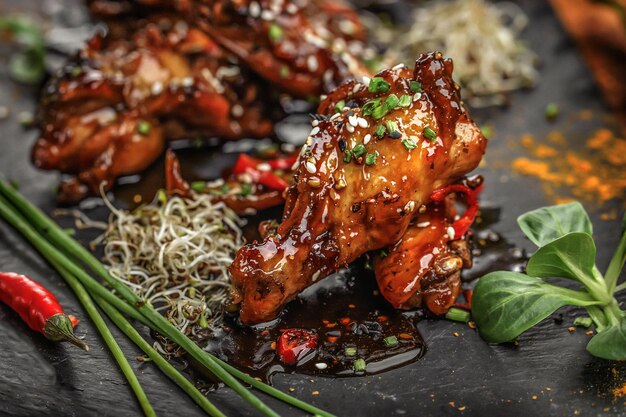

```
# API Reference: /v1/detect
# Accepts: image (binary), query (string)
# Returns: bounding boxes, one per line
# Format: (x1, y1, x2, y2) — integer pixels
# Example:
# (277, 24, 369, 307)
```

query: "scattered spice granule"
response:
(545, 387, 552, 391)
(468, 321, 476, 329)
(348, 304, 356, 309)
(270, 341, 276, 350)
(532, 395, 538, 400)
(568, 327, 576, 333)
(458, 405, 466, 411)
(453, 332, 460, 337)
(449, 401, 456, 407)
(312, 391, 319, 396)
(289, 387, 295, 392)
(585, 331, 594, 336)
(133, 194, 142, 204)
(399, 333, 413, 340)
(511, 128, 626, 209)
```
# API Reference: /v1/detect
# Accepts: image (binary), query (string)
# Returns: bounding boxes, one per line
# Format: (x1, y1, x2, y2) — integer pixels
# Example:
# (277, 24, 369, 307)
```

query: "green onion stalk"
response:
(0, 180, 335, 417)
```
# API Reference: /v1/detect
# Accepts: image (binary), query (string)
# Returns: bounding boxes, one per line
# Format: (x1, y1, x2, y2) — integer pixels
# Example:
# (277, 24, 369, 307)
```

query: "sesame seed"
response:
(307, 55, 319, 72)
(392, 63, 405, 70)
(357, 117, 368, 128)
(257, 162, 271, 172)
(312, 119, 319, 127)
(346, 124, 355, 133)
(249, 2, 260, 17)
(363, 134, 371, 145)
(348, 115, 358, 127)
(305, 161, 317, 174)
(310, 126, 320, 136)
(151, 82, 164, 95)
(362, 76, 371, 86)
(352, 83, 361, 94)
(315, 363, 328, 370)
(330, 113, 341, 121)
(232, 104, 244, 117)
(291, 160, 300, 171)
(417, 221, 431, 228)
(308, 177, 321, 188)
(286, 3, 298, 13)
(447, 226, 456, 239)
(413, 93, 422, 101)
(335, 178, 347, 189)
(182, 77, 194, 87)
(312, 271, 321, 282)
(261, 10, 275, 20)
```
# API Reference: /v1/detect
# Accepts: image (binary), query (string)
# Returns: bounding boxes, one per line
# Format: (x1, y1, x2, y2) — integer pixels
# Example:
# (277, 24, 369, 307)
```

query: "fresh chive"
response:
(279, 65, 289, 78)
(375, 124, 386, 138)
(384, 94, 400, 110)
(361, 98, 381, 117)
(573, 316, 593, 328)
(401, 138, 417, 150)
(365, 152, 377, 166)
(398, 95, 411, 108)
(335, 99, 345, 113)
(545, 103, 559, 120)
(63, 228, 75, 236)
(137, 120, 151, 136)
(345, 346, 357, 357)
(410, 81, 423, 93)
(343, 149, 353, 163)
(423, 126, 437, 141)
(383, 336, 398, 348)
(480, 125, 493, 139)
(352, 144, 367, 157)
(445, 307, 470, 323)
(191, 181, 206, 192)
(353, 358, 366, 372)
(0, 181, 336, 417)
(268, 23, 283, 42)
(239, 183, 253, 197)
(385, 120, 399, 134)
(368, 77, 390, 94)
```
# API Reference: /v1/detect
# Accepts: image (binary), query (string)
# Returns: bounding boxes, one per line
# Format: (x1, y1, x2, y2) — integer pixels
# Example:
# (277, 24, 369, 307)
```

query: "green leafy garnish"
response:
(368, 77, 390, 94)
(398, 95, 412, 108)
(268, 23, 283, 42)
(410, 81, 423, 93)
(0, 16, 46, 84)
(473, 203, 626, 360)
(352, 144, 367, 157)
(335, 99, 345, 113)
(137, 120, 151, 136)
(365, 152, 377, 166)
(401, 138, 417, 150)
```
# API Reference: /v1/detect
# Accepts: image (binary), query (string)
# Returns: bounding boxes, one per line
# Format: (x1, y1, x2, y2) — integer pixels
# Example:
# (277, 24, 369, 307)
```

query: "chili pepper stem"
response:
(43, 313, 89, 351)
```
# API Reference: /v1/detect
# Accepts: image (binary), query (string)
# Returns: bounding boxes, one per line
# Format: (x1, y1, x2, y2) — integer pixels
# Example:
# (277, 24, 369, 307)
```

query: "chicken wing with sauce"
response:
(229, 52, 487, 324)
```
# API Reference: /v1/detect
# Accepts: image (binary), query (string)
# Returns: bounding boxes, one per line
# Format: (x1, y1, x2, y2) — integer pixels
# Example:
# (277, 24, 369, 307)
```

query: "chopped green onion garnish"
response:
(398, 95, 411, 108)
(352, 144, 367, 157)
(445, 307, 470, 323)
(191, 181, 206, 192)
(362, 98, 381, 117)
(335, 99, 345, 113)
(410, 81, 423, 93)
(385, 120, 399, 134)
(379, 249, 388, 258)
(368, 77, 391, 94)
(71, 66, 83, 77)
(157, 189, 167, 205)
(279, 65, 289, 78)
(480, 125, 493, 139)
(365, 152, 377, 166)
(384, 94, 400, 110)
(545, 102, 559, 120)
(343, 149, 353, 163)
(137, 120, 151, 136)
(401, 138, 417, 150)
(268, 23, 283, 42)
(353, 358, 366, 372)
(573, 316, 593, 328)
(239, 183, 253, 196)
(383, 336, 398, 348)
(423, 126, 437, 141)
(375, 124, 386, 138)
(345, 346, 357, 357)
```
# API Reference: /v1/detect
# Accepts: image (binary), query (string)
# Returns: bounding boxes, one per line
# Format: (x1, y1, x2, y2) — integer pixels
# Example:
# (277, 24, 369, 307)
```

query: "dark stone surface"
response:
(0, 1, 625, 416)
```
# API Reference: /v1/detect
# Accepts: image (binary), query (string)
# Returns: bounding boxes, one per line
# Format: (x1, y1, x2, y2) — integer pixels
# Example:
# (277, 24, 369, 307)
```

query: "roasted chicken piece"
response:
(230, 52, 488, 324)
(373, 200, 472, 315)
(88, 0, 371, 97)
(34, 21, 277, 203)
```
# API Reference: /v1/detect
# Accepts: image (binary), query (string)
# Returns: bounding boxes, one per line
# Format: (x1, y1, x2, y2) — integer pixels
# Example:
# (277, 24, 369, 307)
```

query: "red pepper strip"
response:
(0, 272, 88, 350)
(276, 328, 318, 365)
(454, 289, 474, 311)
(232, 154, 294, 191)
(430, 183, 483, 238)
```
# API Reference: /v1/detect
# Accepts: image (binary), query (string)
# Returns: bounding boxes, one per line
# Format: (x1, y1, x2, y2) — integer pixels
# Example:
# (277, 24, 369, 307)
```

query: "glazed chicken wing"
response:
(230, 52, 487, 324)
(34, 21, 277, 203)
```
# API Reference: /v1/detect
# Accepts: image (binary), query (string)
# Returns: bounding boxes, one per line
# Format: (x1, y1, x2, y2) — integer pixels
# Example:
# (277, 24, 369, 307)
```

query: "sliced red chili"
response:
(276, 328, 318, 365)
(430, 181, 483, 238)
(232, 153, 296, 191)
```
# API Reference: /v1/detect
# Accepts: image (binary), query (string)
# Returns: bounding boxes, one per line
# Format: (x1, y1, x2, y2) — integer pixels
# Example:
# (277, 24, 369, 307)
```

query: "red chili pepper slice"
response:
(430, 182, 483, 238)
(232, 154, 296, 191)
(276, 328, 318, 365)
(0, 272, 88, 351)
(454, 289, 474, 311)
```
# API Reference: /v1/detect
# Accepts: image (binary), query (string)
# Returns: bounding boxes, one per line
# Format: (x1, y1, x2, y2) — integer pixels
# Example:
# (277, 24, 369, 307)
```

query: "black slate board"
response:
(0, 1, 625, 416)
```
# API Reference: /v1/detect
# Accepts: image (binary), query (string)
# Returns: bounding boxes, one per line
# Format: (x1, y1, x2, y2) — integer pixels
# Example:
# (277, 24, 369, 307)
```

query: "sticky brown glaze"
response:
(229, 52, 488, 324)
(87, 0, 371, 98)
(34, 21, 276, 203)
(373, 201, 471, 315)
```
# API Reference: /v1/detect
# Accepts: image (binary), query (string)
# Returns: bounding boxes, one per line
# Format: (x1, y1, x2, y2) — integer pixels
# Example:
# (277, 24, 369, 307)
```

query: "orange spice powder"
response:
(511, 128, 626, 210)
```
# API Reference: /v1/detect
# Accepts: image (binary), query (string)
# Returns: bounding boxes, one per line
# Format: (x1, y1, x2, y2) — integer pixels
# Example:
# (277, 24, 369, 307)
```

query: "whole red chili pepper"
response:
(0, 272, 88, 351)
(430, 181, 483, 238)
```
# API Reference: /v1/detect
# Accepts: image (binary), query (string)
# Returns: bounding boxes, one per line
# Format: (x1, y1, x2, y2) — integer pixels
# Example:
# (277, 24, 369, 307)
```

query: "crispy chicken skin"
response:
(230, 52, 487, 324)
(34, 22, 276, 203)
(373, 201, 472, 315)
